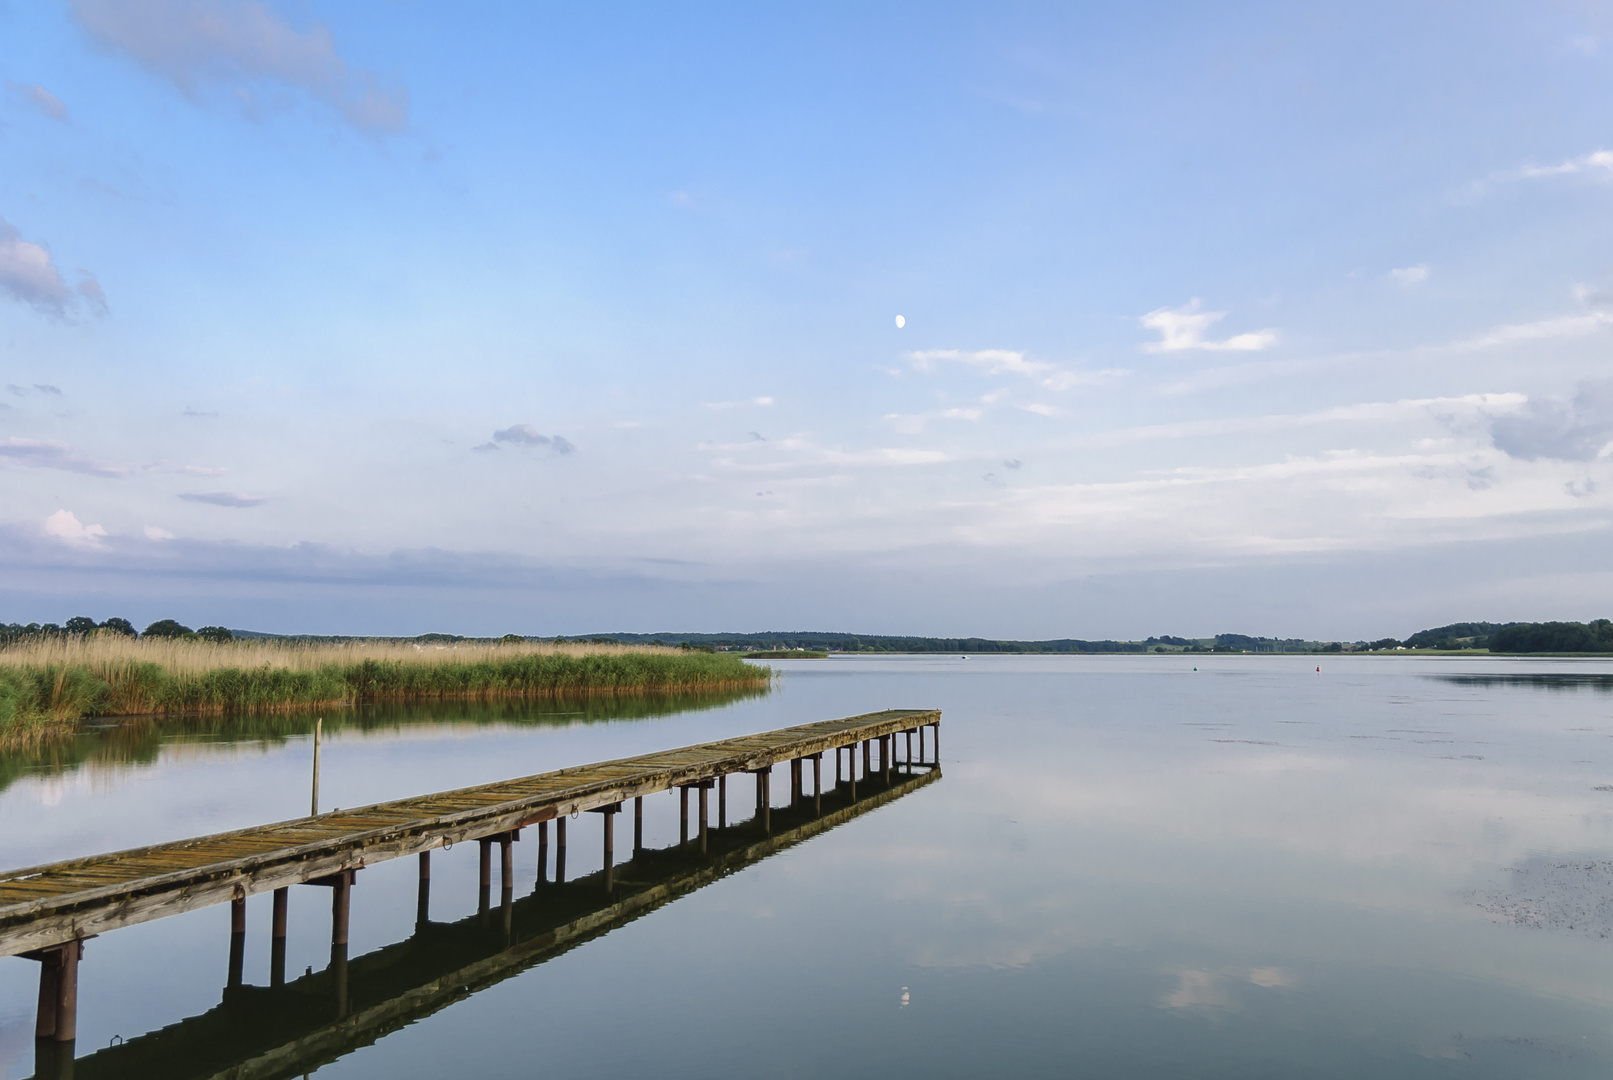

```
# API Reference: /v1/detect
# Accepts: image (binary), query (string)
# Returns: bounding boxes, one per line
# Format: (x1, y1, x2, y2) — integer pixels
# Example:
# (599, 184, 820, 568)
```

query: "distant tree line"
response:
(1, 617, 234, 643)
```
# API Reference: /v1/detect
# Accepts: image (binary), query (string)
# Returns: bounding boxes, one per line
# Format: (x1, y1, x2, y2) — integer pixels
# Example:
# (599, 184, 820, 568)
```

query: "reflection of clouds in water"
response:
(0, 1012, 36, 1079)
(1248, 966, 1292, 988)
(1163, 970, 1232, 1010)
(30, 771, 93, 807)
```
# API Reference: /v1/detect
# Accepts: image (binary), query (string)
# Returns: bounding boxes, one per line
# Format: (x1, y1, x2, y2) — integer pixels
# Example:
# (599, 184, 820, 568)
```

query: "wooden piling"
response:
(719, 774, 727, 829)
(698, 784, 709, 853)
(537, 819, 549, 885)
(813, 754, 822, 815)
(34, 948, 59, 1039)
(634, 796, 643, 854)
(271, 887, 288, 986)
(331, 872, 351, 948)
(499, 834, 513, 893)
(680, 786, 689, 845)
(555, 816, 567, 884)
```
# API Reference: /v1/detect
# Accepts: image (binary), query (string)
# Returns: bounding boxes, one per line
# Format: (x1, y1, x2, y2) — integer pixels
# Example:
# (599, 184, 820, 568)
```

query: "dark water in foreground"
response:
(5, 655, 1613, 1078)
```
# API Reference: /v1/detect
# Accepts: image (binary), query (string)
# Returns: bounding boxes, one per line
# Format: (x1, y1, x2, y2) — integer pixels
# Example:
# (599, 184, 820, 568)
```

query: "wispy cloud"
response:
(1390, 264, 1428, 287)
(6, 80, 69, 122)
(1140, 299, 1277, 353)
(1060, 393, 1526, 448)
(1452, 310, 1613, 350)
(0, 217, 73, 314)
(179, 490, 268, 507)
(906, 349, 1121, 392)
(882, 407, 981, 434)
(71, 0, 409, 133)
(1519, 149, 1613, 180)
(704, 396, 774, 410)
(42, 510, 107, 549)
(0, 437, 128, 477)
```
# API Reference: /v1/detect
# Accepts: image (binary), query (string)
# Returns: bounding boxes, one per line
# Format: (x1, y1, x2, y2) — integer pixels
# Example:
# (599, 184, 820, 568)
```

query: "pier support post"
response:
(680, 785, 689, 845)
(813, 753, 822, 815)
(906, 729, 913, 771)
(863, 739, 871, 779)
(500, 833, 514, 896)
(934, 722, 940, 764)
(415, 853, 430, 932)
(556, 816, 567, 883)
(589, 804, 620, 893)
(537, 819, 549, 886)
(760, 769, 771, 834)
(698, 783, 709, 853)
(331, 871, 351, 948)
(478, 837, 492, 913)
(634, 796, 643, 855)
(719, 774, 727, 829)
(882, 735, 891, 784)
(850, 744, 857, 800)
(30, 939, 81, 1043)
(271, 886, 288, 986)
(836, 746, 842, 784)
(228, 885, 246, 989)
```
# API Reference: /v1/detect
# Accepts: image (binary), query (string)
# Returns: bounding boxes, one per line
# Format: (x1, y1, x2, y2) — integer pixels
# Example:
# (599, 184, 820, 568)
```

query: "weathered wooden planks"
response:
(0, 708, 939, 956)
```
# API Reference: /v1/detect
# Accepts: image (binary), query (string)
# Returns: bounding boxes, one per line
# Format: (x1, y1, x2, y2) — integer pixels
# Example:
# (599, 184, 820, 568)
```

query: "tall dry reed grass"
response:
(0, 636, 768, 737)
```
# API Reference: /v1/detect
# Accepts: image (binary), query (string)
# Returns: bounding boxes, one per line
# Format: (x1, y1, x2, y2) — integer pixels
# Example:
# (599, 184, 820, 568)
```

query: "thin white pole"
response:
(311, 717, 322, 816)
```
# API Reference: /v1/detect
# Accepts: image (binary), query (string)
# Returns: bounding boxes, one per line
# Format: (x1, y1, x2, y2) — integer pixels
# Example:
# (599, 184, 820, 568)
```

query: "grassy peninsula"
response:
(0, 636, 770, 740)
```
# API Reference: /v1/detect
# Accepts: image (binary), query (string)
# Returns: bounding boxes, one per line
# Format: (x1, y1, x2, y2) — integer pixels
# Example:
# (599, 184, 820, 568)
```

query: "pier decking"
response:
(2, 708, 939, 1067)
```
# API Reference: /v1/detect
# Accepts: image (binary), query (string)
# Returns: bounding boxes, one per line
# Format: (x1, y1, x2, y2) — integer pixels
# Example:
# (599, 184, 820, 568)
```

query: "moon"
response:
(895, 315, 906, 328)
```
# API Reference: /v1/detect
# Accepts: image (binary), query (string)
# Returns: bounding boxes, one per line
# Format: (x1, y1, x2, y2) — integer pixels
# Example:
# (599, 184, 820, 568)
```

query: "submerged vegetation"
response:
(0, 636, 770, 740)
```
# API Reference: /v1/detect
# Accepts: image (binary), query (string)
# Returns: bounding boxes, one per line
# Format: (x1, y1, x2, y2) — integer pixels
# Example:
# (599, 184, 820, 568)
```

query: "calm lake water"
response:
(6, 654, 1613, 1078)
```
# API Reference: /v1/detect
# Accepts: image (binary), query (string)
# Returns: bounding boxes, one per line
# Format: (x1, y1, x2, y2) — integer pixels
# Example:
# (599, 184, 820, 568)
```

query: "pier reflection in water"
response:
(31, 764, 938, 1080)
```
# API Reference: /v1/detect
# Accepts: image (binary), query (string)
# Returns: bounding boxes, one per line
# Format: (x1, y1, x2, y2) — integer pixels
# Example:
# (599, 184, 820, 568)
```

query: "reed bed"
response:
(0, 636, 770, 737)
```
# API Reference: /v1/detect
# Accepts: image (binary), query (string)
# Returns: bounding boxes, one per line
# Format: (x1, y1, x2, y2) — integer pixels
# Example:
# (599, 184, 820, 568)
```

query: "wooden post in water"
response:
(596, 805, 619, 893)
(310, 717, 322, 816)
(850, 743, 857, 800)
(698, 783, 709, 853)
(634, 796, 644, 855)
(906, 729, 913, 771)
(415, 853, 430, 930)
(836, 745, 842, 784)
(680, 786, 689, 845)
(228, 885, 246, 989)
(271, 886, 288, 986)
(32, 941, 79, 1042)
(555, 816, 567, 883)
(862, 739, 871, 778)
(813, 753, 822, 815)
(933, 721, 940, 763)
(719, 774, 727, 829)
(537, 819, 549, 885)
(331, 872, 351, 948)
(499, 833, 514, 895)
(478, 837, 492, 913)
(761, 769, 771, 835)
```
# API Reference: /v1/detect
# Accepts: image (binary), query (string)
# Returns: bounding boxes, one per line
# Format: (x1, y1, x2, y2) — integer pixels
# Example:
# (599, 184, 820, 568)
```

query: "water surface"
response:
(5, 655, 1613, 1078)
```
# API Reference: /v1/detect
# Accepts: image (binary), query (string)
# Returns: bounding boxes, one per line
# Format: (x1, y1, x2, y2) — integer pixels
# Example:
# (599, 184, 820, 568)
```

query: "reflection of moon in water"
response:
(895, 315, 906, 328)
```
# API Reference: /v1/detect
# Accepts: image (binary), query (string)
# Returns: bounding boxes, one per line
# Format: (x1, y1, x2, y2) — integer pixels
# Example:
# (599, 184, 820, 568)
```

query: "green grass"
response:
(0, 651, 769, 739)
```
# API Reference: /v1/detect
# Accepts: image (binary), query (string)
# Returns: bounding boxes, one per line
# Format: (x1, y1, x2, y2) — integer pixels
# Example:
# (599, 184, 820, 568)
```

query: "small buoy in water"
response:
(1316, 666, 1320, 673)
(1193, 667, 1197, 671)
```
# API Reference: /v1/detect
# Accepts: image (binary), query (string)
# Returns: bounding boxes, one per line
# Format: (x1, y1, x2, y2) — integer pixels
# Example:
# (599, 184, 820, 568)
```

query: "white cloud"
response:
(144, 525, 174, 540)
(476, 424, 576, 455)
(71, 0, 409, 133)
(705, 397, 774, 410)
(1021, 403, 1064, 417)
(882, 407, 981, 434)
(42, 510, 108, 549)
(6, 80, 69, 122)
(1519, 149, 1613, 180)
(1390, 265, 1428, 286)
(1140, 299, 1277, 353)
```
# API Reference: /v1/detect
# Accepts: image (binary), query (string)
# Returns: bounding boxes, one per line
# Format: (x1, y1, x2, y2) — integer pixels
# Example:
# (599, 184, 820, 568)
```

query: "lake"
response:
(5, 654, 1613, 1078)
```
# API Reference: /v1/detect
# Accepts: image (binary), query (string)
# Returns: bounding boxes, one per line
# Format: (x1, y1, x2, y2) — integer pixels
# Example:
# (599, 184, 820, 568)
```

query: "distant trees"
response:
(141, 619, 194, 639)
(1403, 622, 1513, 650)
(194, 626, 235, 643)
(1489, 620, 1613, 654)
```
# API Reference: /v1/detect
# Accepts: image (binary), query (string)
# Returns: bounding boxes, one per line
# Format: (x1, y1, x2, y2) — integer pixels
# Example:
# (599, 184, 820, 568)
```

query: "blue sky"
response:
(2, 0, 1612, 638)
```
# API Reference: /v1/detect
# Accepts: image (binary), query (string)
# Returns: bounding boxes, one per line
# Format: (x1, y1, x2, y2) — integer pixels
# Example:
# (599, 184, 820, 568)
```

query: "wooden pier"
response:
(47, 767, 939, 1080)
(1, 708, 939, 1066)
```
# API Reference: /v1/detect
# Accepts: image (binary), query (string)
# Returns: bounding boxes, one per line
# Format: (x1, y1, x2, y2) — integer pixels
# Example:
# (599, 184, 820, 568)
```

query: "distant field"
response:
(0, 636, 769, 739)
